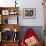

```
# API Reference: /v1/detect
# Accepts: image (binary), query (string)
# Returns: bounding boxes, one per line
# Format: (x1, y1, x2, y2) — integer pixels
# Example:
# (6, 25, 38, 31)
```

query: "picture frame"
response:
(2, 10, 9, 15)
(23, 8, 36, 19)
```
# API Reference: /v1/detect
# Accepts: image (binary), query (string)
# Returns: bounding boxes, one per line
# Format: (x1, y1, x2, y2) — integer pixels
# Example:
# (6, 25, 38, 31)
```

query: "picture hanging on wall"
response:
(23, 8, 36, 19)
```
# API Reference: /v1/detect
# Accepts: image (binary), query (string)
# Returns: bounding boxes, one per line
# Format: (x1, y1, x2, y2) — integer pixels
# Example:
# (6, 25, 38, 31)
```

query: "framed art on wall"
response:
(23, 8, 36, 19)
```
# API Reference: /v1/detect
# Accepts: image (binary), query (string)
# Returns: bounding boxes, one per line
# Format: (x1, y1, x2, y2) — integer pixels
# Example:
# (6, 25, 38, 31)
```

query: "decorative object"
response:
(13, 32, 18, 41)
(2, 10, 9, 15)
(2, 28, 13, 41)
(2, 16, 8, 24)
(15, 0, 17, 7)
(23, 8, 36, 19)
(9, 10, 15, 15)
(21, 28, 41, 46)
(5, 18, 8, 24)
(9, 10, 18, 15)
(14, 28, 17, 32)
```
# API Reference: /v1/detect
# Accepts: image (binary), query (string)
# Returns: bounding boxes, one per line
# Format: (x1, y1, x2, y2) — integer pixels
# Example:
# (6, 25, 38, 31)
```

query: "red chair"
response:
(21, 28, 41, 46)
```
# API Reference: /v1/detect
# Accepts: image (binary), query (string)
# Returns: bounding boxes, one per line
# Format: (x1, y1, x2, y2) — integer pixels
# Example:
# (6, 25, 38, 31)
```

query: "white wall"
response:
(0, 0, 44, 26)
(18, 0, 44, 26)
(0, 0, 15, 7)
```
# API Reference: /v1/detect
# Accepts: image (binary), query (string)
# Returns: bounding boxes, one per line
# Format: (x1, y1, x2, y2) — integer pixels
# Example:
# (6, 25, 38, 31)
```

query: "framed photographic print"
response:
(2, 10, 9, 15)
(23, 8, 36, 19)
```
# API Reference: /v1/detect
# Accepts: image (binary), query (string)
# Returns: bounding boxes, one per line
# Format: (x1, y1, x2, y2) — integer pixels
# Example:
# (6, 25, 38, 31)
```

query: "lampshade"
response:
(14, 28, 17, 32)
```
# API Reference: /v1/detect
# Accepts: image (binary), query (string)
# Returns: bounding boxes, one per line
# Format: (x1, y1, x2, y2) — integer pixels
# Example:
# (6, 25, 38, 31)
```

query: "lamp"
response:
(14, 28, 17, 32)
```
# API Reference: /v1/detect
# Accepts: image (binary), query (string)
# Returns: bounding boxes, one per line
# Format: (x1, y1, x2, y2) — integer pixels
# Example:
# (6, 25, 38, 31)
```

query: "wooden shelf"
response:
(0, 7, 19, 16)
(0, 7, 19, 10)
(0, 7, 19, 24)
(0, 24, 20, 32)
(0, 40, 19, 46)
(2, 40, 19, 42)
(0, 7, 20, 46)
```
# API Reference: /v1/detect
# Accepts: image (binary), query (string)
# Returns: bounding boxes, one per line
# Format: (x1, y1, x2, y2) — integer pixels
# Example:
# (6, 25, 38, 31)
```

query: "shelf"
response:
(2, 40, 19, 43)
(1, 15, 18, 24)
(2, 41, 19, 46)
(0, 7, 19, 24)
(0, 24, 20, 32)
(0, 7, 19, 16)
(0, 7, 19, 46)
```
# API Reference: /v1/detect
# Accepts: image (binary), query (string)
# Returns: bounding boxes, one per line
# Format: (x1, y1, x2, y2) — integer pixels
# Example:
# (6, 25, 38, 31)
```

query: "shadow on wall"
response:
(18, 26, 44, 44)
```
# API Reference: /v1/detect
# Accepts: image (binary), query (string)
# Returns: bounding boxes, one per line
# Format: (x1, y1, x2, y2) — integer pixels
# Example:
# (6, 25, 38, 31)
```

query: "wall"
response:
(0, 0, 15, 7)
(18, 0, 44, 26)
(0, 0, 44, 26)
